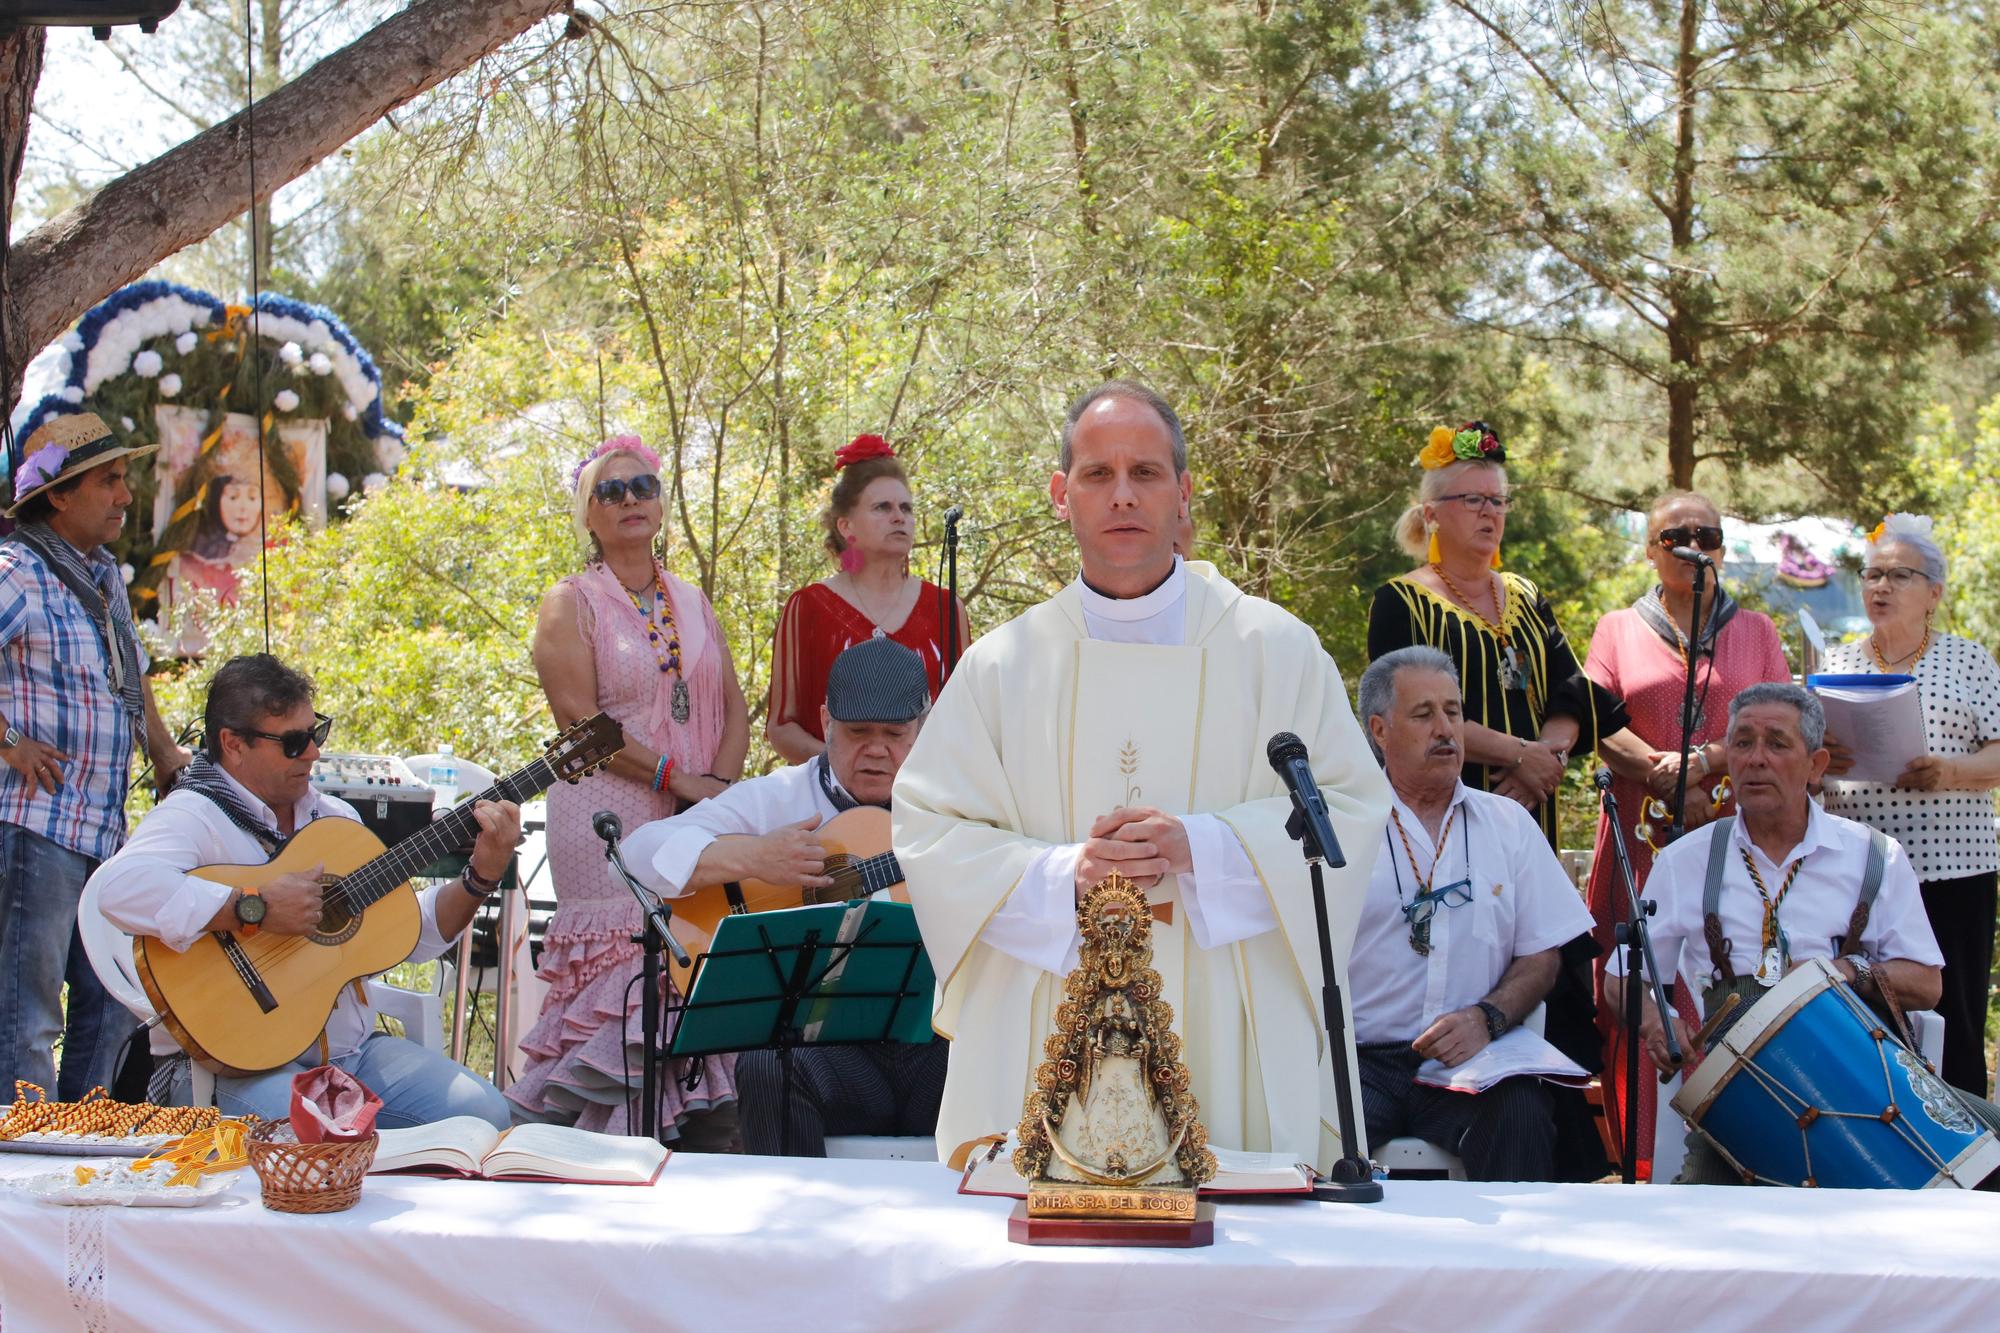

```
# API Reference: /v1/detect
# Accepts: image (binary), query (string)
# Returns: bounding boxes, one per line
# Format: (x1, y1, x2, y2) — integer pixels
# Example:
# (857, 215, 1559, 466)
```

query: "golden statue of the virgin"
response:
(1014, 873, 1215, 1221)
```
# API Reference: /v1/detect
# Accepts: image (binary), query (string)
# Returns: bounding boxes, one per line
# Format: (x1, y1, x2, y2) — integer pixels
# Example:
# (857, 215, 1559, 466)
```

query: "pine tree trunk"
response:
(5, 0, 570, 417)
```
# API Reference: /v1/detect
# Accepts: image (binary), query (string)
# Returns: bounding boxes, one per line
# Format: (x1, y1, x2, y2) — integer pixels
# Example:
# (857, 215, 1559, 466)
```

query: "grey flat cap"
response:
(826, 635, 930, 723)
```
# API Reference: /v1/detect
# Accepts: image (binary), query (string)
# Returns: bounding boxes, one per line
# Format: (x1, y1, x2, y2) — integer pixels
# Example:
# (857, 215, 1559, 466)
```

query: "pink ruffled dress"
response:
(505, 561, 737, 1137)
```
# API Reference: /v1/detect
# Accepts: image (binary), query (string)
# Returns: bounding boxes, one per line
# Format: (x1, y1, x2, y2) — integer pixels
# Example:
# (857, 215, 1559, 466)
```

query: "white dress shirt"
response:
(623, 757, 858, 898)
(1348, 780, 1591, 1045)
(1605, 801, 1943, 987)
(979, 556, 1275, 975)
(92, 766, 458, 1058)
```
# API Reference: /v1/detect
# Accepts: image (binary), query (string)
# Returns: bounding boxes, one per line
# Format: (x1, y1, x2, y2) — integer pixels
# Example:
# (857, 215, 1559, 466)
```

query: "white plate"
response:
(16, 1158, 237, 1207)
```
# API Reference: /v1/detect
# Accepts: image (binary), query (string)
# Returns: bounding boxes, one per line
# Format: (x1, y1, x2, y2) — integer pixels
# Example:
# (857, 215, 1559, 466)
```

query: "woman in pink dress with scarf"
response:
(507, 437, 750, 1145)
(1586, 490, 1791, 1178)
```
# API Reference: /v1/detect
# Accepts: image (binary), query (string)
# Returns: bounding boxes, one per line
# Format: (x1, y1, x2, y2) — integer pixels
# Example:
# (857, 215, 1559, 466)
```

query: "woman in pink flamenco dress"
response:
(507, 437, 750, 1145)
(1587, 490, 1791, 1179)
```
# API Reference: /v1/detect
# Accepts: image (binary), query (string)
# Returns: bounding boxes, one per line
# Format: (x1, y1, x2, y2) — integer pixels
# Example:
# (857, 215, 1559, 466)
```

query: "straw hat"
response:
(6, 412, 160, 518)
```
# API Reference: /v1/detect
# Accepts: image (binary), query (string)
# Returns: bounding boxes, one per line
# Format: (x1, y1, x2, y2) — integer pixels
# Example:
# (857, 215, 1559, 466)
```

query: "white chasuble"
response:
(893, 562, 1392, 1172)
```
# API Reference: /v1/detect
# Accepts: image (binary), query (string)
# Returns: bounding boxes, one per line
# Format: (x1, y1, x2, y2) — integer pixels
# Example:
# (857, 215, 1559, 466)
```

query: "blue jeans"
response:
(172, 1032, 512, 1131)
(0, 822, 131, 1100)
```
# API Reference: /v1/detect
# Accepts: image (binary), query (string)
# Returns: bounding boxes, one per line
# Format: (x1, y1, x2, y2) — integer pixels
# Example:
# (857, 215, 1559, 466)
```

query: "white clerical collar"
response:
(1076, 556, 1185, 622)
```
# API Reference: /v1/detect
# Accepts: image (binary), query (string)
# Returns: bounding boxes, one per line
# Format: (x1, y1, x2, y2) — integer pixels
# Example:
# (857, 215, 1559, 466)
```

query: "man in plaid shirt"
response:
(0, 412, 188, 1100)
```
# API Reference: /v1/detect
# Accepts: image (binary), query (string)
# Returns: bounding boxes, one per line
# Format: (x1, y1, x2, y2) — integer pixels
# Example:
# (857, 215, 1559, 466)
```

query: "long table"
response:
(2, 1150, 1996, 1331)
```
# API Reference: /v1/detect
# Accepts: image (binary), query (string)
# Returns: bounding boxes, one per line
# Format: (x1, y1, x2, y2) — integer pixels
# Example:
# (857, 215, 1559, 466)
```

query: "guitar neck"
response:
(339, 757, 558, 908)
(850, 851, 902, 898)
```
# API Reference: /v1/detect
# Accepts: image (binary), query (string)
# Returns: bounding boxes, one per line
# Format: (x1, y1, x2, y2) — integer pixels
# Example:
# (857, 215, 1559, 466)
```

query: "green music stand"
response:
(668, 899, 935, 1155)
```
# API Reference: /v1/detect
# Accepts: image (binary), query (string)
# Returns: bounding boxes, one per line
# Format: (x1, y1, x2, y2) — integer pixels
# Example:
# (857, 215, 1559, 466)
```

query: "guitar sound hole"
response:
(311, 877, 362, 945)
(804, 858, 861, 906)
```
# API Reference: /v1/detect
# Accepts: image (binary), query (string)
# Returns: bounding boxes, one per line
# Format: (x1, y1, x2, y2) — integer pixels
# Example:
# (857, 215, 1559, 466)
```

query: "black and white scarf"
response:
(168, 753, 285, 857)
(1634, 581, 1739, 661)
(4, 521, 145, 735)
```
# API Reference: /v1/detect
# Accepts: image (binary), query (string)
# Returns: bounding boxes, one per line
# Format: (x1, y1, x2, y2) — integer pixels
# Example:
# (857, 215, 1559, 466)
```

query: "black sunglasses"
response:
(237, 712, 334, 759)
(592, 474, 662, 505)
(1657, 525, 1723, 552)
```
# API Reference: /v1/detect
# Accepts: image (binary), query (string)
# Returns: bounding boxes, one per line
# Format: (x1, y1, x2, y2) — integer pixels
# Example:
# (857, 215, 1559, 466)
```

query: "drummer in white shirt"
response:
(622, 636, 945, 1155)
(1604, 681, 2000, 1184)
(1348, 647, 1594, 1181)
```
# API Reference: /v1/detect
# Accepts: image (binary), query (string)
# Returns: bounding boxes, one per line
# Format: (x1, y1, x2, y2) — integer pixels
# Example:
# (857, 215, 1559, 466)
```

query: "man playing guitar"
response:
(92, 654, 522, 1128)
(622, 636, 945, 1155)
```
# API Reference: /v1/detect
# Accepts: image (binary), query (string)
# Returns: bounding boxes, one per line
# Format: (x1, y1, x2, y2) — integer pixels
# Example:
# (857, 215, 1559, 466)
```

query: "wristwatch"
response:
(1476, 1000, 1510, 1041)
(232, 888, 267, 937)
(1839, 953, 1875, 995)
(0, 725, 21, 749)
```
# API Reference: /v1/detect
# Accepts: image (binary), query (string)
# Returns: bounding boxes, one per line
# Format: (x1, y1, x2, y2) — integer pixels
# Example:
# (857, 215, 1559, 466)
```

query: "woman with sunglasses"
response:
(508, 436, 750, 1144)
(766, 434, 970, 764)
(1582, 490, 1790, 1176)
(1820, 513, 2000, 1098)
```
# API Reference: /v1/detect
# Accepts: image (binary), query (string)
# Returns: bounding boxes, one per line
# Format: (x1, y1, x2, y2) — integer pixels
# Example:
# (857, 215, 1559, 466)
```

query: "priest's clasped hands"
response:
(1074, 806, 1192, 900)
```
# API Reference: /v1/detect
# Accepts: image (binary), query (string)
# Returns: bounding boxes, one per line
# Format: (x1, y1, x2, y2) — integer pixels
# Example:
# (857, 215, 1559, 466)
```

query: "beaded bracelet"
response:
(652, 754, 673, 792)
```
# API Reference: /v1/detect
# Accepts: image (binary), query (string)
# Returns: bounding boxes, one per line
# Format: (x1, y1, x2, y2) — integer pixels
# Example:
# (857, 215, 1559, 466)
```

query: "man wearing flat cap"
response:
(0, 411, 190, 1101)
(618, 636, 946, 1154)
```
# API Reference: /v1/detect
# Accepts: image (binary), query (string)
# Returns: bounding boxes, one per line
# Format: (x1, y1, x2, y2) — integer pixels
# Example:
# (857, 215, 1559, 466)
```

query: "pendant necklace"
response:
(625, 567, 691, 724)
(1740, 849, 1804, 987)
(1433, 564, 1523, 691)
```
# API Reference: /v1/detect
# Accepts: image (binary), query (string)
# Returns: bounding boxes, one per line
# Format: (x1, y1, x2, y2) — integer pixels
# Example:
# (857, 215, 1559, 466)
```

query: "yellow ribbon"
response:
(133, 1120, 252, 1187)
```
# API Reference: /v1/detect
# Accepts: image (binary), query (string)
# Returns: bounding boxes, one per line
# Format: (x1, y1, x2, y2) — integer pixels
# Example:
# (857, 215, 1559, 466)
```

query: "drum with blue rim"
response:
(1671, 957, 2000, 1188)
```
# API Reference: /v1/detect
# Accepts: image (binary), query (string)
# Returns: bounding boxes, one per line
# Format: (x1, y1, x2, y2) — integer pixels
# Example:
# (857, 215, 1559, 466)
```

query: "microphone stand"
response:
(1668, 557, 1708, 840)
(1597, 772, 1683, 1182)
(601, 832, 691, 1145)
(942, 506, 963, 682)
(1283, 803, 1382, 1203)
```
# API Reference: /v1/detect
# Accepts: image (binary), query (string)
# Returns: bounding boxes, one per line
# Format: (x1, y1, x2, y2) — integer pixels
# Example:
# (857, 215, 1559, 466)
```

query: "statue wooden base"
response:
(1007, 1200, 1215, 1248)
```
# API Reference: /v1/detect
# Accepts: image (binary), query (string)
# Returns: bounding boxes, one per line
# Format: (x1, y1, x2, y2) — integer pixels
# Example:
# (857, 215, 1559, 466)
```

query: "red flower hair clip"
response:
(835, 434, 895, 469)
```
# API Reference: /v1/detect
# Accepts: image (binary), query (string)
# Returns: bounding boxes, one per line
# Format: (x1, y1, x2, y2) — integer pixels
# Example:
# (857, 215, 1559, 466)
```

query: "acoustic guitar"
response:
(137, 714, 623, 1075)
(665, 805, 905, 994)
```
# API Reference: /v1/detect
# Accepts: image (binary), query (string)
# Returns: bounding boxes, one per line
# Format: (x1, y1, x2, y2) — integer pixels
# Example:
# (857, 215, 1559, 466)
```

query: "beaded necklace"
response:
(1430, 563, 1523, 690)
(624, 566, 692, 724)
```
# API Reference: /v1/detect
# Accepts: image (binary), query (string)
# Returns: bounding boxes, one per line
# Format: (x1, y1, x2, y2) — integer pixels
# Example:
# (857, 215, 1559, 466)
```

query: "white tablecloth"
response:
(2, 1151, 1996, 1331)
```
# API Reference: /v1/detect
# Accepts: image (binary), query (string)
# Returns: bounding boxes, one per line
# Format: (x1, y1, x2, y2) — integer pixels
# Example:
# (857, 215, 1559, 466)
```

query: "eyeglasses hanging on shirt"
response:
(1386, 810, 1476, 956)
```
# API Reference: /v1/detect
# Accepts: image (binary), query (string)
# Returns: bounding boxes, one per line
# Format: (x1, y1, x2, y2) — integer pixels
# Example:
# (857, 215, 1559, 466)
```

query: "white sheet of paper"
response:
(1798, 609, 1826, 675)
(1414, 1027, 1590, 1094)
(1814, 680, 1927, 784)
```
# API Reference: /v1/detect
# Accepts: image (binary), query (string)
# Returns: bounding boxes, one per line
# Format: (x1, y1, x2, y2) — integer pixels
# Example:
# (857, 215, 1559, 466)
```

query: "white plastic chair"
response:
(76, 875, 215, 1107)
(1379, 1003, 1547, 1181)
(824, 1135, 937, 1161)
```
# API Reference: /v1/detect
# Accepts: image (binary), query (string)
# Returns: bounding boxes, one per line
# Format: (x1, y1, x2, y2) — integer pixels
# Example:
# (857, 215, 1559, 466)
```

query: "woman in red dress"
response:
(1586, 489, 1791, 1178)
(766, 435, 971, 764)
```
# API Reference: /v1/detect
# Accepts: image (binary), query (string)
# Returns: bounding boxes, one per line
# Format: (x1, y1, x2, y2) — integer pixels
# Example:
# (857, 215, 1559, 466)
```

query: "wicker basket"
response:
(246, 1119, 378, 1214)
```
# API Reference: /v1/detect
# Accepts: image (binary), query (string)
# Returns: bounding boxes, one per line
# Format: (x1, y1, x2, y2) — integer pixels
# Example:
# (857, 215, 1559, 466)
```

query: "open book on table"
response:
(369, 1117, 669, 1185)
(957, 1135, 1313, 1198)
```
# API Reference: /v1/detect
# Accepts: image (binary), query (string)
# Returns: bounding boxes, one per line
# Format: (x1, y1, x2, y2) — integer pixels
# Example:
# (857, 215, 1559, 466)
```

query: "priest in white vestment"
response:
(893, 380, 1392, 1171)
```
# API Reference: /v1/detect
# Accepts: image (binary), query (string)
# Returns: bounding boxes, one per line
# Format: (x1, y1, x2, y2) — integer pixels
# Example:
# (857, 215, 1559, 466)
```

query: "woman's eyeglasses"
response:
(1860, 566, 1931, 588)
(1436, 493, 1511, 514)
(1657, 526, 1724, 552)
(236, 713, 334, 759)
(592, 474, 662, 505)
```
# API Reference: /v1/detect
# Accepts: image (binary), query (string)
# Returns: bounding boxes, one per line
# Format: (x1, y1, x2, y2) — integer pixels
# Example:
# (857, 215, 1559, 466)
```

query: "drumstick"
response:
(1657, 992, 1743, 1083)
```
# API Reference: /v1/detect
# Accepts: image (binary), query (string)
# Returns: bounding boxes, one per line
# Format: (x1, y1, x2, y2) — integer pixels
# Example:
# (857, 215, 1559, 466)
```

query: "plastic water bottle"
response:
(427, 744, 460, 816)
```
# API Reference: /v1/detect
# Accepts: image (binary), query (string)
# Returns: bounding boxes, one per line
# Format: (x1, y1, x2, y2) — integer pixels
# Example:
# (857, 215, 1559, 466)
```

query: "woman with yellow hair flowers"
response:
(1367, 421, 1628, 849)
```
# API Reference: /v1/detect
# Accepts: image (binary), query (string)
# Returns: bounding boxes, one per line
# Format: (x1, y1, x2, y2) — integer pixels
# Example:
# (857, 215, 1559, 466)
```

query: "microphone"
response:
(1670, 546, 1714, 567)
(594, 808, 690, 967)
(943, 505, 964, 526)
(1266, 732, 1346, 869)
(1594, 766, 1613, 792)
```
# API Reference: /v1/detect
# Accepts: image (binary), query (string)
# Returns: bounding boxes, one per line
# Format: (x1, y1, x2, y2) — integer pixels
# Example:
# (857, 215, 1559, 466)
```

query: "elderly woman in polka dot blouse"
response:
(1821, 513, 2000, 1098)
